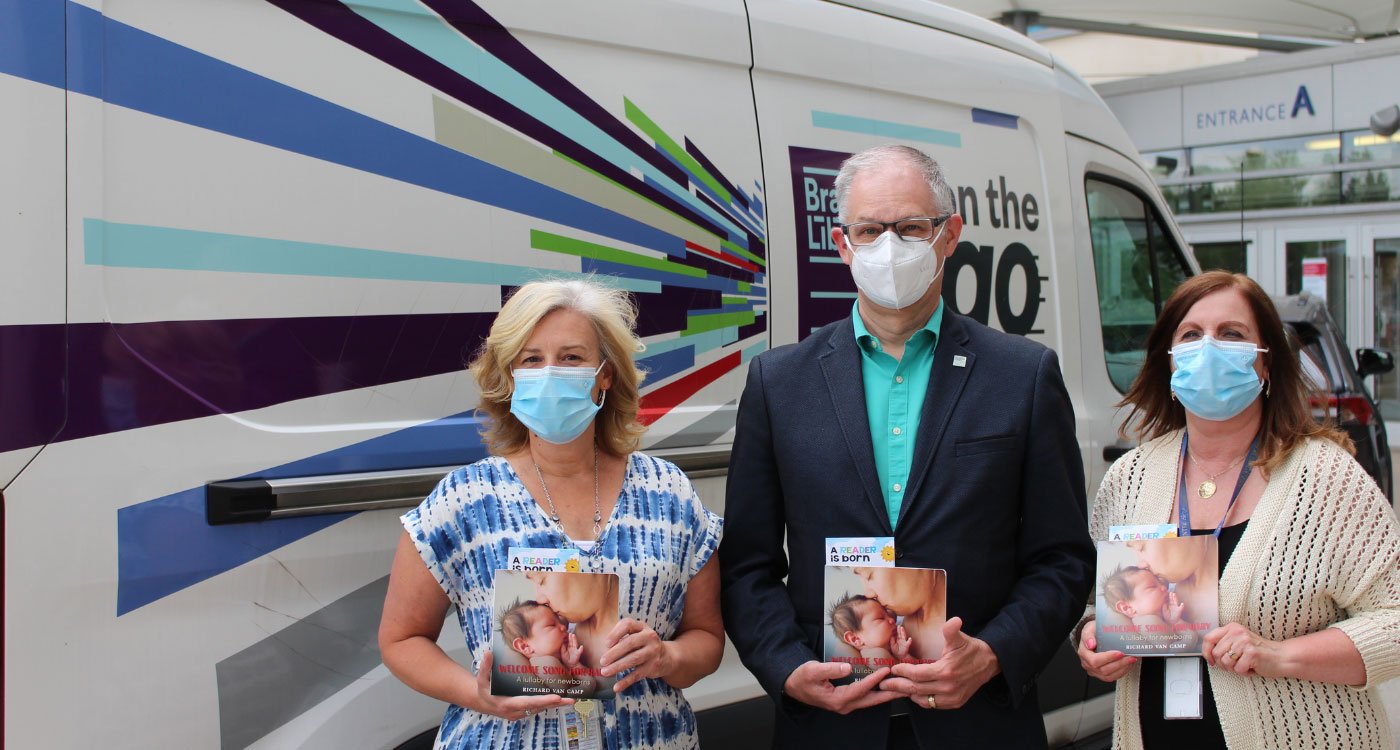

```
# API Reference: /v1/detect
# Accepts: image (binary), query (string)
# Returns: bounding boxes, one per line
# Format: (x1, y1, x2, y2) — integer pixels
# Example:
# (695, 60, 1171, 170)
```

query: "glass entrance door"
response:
(1283, 237, 1350, 340)
(1370, 232, 1400, 420)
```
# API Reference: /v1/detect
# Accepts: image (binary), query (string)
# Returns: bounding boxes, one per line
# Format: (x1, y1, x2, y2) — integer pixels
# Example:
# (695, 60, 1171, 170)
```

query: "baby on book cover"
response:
(1094, 536, 1218, 657)
(491, 569, 618, 699)
(823, 566, 947, 677)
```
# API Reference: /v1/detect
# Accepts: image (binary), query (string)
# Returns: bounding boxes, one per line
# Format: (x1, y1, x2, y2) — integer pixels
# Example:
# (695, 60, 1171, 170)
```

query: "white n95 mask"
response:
(849, 227, 945, 310)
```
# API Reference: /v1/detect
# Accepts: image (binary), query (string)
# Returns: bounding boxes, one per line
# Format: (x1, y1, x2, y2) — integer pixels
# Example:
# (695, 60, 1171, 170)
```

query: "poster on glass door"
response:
(1302, 257, 1328, 301)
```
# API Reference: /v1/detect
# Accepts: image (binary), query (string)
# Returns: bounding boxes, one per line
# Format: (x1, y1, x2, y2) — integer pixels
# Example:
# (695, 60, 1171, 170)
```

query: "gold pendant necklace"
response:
(1186, 449, 1245, 500)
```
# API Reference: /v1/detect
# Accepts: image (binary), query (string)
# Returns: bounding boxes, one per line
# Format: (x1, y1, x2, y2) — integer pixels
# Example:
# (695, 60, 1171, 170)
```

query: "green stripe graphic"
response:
(721, 239, 766, 267)
(531, 230, 705, 279)
(683, 310, 756, 336)
(625, 98, 732, 204)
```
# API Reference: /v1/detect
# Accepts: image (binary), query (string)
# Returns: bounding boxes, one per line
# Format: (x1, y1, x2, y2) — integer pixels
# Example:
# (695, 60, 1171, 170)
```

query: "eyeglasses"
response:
(840, 215, 950, 246)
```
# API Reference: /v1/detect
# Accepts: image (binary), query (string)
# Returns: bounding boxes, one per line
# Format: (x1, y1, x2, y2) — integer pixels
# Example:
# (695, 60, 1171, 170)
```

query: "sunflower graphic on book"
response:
(565, 558, 581, 573)
(880, 544, 896, 562)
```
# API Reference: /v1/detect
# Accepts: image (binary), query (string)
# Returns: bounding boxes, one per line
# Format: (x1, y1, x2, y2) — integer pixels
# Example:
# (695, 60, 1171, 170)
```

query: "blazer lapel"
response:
(898, 311, 973, 523)
(818, 318, 891, 533)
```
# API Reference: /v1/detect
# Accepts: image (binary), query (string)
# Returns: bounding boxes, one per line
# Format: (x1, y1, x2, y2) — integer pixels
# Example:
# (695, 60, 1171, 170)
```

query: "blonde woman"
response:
(379, 278, 724, 749)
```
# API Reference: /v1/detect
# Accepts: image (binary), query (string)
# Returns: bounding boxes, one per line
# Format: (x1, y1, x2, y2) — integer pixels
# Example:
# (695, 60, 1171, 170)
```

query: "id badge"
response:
(1163, 656, 1203, 720)
(557, 703, 603, 750)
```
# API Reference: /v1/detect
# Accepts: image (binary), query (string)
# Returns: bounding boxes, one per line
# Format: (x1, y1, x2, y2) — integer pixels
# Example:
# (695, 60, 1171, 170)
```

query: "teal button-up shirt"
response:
(852, 300, 943, 530)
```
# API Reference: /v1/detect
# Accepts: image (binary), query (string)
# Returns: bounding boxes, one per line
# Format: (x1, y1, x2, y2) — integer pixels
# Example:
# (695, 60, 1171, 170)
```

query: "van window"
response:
(1087, 178, 1191, 392)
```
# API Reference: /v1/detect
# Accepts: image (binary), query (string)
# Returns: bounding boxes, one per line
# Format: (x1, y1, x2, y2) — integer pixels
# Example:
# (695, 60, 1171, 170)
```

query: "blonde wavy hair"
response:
(469, 278, 647, 457)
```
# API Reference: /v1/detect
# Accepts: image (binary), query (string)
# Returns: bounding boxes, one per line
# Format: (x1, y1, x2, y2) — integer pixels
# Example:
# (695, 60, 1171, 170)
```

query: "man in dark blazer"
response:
(719, 145, 1094, 748)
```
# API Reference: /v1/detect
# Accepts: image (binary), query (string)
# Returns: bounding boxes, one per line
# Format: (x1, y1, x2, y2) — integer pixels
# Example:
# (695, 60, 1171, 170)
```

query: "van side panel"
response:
(4, 1, 761, 747)
(0, 0, 67, 485)
(748, 0, 1073, 357)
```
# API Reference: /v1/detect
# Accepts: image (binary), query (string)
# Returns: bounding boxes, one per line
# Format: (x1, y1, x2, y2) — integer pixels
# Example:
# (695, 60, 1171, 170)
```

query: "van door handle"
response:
(1103, 446, 1131, 462)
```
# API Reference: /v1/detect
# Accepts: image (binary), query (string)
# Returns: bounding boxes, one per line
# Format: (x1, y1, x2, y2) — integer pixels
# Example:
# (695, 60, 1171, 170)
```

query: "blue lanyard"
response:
(1177, 431, 1261, 538)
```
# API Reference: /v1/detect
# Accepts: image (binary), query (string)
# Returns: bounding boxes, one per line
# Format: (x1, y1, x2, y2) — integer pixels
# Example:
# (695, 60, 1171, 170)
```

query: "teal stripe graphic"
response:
(808, 255, 845, 264)
(802, 166, 839, 176)
(351, 1, 745, 240)
(83, 219, 662, 293)
(811, 291, 858, 299)
(741, 340, 766, 363)
(642, 328, 732, 358)
(811, 111, 961, 148)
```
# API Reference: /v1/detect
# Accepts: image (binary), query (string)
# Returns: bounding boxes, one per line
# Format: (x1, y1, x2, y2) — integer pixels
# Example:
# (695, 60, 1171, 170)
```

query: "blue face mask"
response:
(1169, 337, 1268, 421)
(510, 361, 607, 445)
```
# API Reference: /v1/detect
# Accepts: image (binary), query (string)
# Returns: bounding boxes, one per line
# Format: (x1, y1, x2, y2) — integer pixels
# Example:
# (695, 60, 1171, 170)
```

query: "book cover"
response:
(491, 569, 619, 699)
(1094, 536, 1219, 657)
(822, 565, 947, 676)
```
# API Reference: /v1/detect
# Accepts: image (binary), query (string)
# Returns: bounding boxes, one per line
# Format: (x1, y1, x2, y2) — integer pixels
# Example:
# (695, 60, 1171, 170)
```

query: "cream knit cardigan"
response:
(1079, 431, 1400, 750)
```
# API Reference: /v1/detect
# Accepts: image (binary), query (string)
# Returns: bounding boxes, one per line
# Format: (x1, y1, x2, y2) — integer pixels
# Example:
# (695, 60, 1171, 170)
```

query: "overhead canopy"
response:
(939, 1, 1400, 42)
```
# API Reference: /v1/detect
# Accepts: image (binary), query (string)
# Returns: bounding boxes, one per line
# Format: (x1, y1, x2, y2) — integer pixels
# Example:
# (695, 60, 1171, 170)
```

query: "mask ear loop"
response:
(594, 359, 609, 407)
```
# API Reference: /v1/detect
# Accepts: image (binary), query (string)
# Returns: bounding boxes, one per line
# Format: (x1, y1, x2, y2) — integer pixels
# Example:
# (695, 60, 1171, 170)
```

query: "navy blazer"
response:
(719, 310, 1095, 749)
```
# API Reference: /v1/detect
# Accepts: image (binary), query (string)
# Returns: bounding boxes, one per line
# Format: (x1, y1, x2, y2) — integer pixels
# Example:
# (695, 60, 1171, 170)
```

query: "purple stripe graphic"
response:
(685, 136, 746, 209)
(265, 0, 726, 240)
(631, 286, 721, 338)
(0, 312, 493, 454)
(0, 323, 69, 454)
(737, 312, 767, 343)
(418, 0, 690, 188)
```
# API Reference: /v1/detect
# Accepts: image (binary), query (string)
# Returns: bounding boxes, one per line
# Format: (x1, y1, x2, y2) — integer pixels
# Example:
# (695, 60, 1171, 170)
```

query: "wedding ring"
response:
(927, 695, 936, 709)
(1226, 650, 1237, 659)
(523, 709, 533, 717)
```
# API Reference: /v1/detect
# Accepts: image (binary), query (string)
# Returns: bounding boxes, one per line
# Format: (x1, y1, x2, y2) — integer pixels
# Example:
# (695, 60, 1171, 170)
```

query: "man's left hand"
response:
(879, 617, 1000, 710)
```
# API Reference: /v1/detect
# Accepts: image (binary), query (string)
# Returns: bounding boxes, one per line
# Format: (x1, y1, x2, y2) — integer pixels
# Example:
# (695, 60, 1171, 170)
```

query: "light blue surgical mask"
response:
(1169, 337, 1268, 421)
(510, 361, 607, 444)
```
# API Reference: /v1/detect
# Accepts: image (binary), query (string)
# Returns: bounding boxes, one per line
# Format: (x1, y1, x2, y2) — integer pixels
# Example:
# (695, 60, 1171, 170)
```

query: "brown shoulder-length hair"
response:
(468, 278, 647, 458)
(1119, 271, 1351, 474)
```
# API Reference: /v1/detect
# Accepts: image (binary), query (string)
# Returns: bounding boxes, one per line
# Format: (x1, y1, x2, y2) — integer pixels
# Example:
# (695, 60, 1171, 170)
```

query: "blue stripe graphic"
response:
(583, 259, 745, 294)
(117, 411, 489, 615)
(0, 0, 65, 89)
(972, 108, 1019, 129)
(350, 0, 733, 239)
(52, 4, 685, 262)
(637, 346, 695, 384)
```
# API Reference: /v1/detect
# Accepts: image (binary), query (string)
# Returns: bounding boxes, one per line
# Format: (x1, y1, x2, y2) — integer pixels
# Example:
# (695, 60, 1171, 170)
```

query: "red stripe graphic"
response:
(685, 241, 760, 273)
(637, 350, 742, 426)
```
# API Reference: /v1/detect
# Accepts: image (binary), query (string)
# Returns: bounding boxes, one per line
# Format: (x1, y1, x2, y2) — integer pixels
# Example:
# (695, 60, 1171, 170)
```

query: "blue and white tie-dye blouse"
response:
(401, 452, 723, 750)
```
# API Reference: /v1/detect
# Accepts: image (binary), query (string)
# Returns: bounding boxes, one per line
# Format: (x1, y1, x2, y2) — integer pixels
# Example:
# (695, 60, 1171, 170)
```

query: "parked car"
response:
(1274, 293, 1395, 502)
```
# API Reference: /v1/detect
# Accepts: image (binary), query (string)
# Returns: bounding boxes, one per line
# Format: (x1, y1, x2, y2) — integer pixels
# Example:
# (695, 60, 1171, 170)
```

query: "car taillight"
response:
(1310, 395, 1374, 425)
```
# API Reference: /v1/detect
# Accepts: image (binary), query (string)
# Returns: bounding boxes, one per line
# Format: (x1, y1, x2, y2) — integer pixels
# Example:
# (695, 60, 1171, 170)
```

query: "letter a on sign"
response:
(1292, 86, 1315, 118)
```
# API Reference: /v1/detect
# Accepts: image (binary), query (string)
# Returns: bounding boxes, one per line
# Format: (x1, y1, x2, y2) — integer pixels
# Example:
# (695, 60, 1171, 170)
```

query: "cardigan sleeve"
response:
(1318, 449, 1400, 690)
(1071, 450, 1134, 649)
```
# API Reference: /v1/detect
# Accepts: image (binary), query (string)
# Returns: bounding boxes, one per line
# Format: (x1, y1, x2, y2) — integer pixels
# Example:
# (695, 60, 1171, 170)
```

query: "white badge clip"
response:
(1163, 656, 1203, 720)
(558, 703, 603, 750)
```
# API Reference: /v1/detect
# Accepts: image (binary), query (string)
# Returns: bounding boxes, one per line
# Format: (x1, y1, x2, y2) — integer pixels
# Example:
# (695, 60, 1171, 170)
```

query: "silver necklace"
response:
(1185, 449, 1246, 499)
(532, 445, 603, 543)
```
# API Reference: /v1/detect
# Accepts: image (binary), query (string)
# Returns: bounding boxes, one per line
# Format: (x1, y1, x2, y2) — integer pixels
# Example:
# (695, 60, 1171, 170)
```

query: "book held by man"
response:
(821, 537, 947, 677)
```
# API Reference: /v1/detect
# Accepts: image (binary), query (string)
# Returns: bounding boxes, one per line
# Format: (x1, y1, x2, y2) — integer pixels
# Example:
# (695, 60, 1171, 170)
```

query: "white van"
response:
(1, 0, 1195, 747)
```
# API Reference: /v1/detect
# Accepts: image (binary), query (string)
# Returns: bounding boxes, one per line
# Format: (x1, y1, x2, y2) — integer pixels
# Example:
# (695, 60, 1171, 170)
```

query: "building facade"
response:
(1099, 37, 1400, 428)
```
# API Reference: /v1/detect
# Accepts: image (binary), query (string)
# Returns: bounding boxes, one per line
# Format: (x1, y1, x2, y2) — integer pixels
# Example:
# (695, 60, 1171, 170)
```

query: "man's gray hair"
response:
(833, 144, 956, 222)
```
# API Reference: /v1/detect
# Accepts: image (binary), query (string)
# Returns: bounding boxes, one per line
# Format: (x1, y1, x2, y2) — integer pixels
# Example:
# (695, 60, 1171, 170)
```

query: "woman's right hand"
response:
(473, 652, 574, 721)
(1077, 620, 1137, 683)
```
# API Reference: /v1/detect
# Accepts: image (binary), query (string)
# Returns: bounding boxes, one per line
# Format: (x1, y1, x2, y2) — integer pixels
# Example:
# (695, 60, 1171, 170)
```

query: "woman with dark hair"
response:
(1073, 271, 1400, 749)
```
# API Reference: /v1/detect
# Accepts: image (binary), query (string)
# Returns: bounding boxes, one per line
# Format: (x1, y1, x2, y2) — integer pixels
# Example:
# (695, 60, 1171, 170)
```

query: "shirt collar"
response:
(852, 299, 943, 353)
